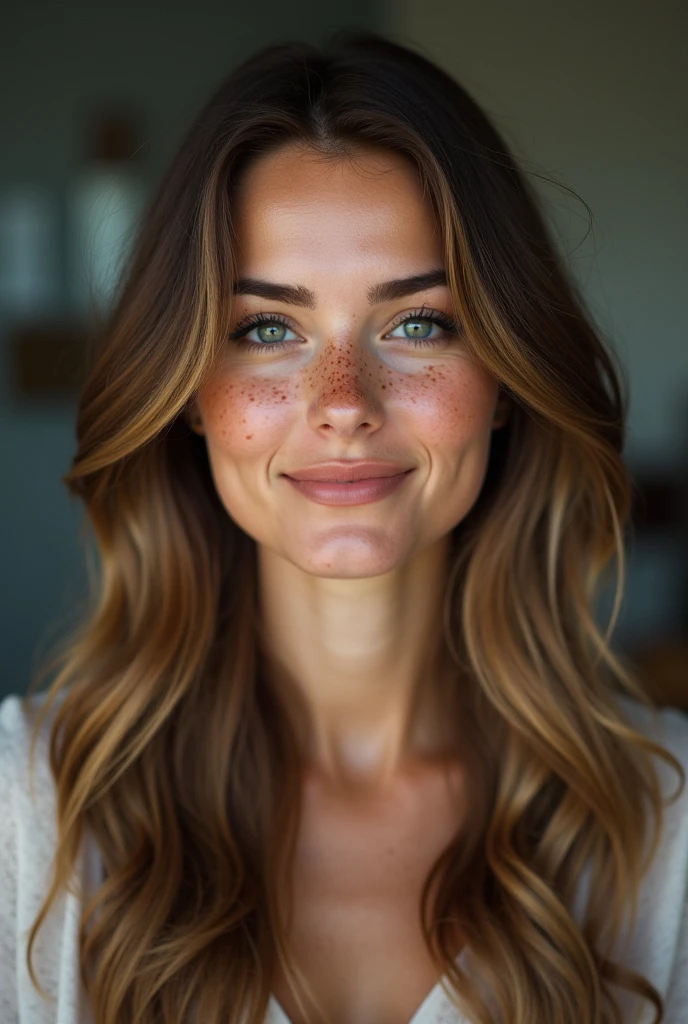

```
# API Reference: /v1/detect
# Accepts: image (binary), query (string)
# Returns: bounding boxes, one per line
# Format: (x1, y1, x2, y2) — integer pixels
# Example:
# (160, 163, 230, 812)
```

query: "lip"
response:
(281, 463, 414, 507)
(284, 460, 412, 482)
(284, 473, 412, 506)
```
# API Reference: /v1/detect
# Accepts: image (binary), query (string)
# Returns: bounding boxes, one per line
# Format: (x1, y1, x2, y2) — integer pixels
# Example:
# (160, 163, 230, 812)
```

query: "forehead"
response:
(231, 143, 444, 281)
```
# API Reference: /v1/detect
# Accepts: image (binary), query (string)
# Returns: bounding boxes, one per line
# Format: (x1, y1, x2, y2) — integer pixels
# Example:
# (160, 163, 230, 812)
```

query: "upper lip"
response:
(284, 460, 412, 482)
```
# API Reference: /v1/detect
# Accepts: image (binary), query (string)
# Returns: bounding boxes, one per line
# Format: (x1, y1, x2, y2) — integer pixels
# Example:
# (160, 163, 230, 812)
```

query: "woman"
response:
(0, 30, 686, 1024)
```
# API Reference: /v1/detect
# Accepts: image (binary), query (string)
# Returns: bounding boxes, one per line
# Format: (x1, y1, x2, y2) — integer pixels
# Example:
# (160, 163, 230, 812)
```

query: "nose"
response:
(306, 342, 384, 439)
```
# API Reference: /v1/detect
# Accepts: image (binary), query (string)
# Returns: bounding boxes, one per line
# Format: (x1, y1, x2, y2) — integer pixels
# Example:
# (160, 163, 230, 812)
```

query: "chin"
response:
(285, 531, 409, 579)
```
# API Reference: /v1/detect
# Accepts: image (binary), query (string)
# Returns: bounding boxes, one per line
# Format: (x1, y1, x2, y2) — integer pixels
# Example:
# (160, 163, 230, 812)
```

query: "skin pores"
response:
(193, 142, 508, 580)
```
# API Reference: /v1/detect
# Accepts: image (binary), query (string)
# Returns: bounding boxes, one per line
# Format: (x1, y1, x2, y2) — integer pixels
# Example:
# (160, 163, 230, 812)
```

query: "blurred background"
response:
(1, 0, 686, 707)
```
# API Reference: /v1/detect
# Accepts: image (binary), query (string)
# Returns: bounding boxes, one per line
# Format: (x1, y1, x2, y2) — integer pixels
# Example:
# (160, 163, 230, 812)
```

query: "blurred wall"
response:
(0, 1, 379, 700)
(384, 0, 688, 663)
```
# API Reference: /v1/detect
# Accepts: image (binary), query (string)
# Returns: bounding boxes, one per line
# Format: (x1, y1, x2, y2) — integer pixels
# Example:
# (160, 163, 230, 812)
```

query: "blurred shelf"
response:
(8, 322, 88, 397)
(632, 636, 688, 712)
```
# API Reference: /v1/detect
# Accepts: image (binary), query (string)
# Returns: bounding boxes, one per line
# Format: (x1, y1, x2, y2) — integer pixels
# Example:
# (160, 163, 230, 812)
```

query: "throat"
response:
(268, 753, 470, 1024)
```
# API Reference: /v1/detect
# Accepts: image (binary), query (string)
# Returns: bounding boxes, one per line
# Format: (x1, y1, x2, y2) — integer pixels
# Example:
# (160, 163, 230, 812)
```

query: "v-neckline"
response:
(265, 946, 469, 1024)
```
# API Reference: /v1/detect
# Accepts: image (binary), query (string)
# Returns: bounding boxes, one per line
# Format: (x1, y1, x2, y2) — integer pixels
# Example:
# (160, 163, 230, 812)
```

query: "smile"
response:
(282, 470, 413, 506)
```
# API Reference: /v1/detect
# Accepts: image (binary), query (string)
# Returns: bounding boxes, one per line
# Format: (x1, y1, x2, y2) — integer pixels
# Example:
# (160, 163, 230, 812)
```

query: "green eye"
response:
(255, 323, 288, 344)
(228, 315, 299, 350)
(399, 319, 434, 339)
(385, 308, 459, 348)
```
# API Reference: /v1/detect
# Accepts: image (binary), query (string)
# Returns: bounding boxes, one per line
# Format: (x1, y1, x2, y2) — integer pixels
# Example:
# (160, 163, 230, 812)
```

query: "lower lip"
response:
(283, 470, 413, 506)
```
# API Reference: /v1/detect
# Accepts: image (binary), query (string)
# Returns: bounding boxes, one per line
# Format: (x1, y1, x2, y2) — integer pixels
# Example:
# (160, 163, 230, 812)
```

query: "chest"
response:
(271, 763, 468, 1024)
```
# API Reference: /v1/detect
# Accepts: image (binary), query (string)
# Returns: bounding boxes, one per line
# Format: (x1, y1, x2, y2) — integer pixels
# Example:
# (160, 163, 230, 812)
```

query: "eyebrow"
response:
(232, 268, 448, 308)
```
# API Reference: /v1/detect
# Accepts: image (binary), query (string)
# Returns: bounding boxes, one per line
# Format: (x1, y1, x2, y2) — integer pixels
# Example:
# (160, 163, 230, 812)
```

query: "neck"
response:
(256, 535, 460, 786)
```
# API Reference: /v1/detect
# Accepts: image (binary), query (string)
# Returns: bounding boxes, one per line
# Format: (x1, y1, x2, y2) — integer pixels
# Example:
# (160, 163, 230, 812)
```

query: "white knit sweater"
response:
(1, 690, 687, 1024)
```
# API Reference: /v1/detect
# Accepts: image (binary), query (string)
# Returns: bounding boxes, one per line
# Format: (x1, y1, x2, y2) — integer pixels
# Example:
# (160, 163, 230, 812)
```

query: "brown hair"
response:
(24, 30, 683, 1024)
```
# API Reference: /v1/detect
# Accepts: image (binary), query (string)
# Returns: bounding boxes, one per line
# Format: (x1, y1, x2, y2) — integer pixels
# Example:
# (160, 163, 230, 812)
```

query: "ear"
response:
(491, 389, 511, 430)
(185, 400, 205, 435)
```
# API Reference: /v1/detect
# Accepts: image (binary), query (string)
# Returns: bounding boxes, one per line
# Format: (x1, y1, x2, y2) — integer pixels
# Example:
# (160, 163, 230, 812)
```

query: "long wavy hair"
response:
(23, 30, 684, 1024)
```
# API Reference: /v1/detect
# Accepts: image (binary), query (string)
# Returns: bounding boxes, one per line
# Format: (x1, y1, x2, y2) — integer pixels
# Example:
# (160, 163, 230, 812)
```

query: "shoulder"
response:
(0, 690, 56, 766)
(615, 697, 688, 985)
(615, 691, 688, 738)
(562, 695, 688, 1017)
(0, 692, 92, 1020)
(0, 690, 63, 829)
(0, 692, 61, 968)
(614, 693, 688, 854)
(0, 693, 33, 794)
(614, 693, 688, 787)
(0, 690, 69, 927)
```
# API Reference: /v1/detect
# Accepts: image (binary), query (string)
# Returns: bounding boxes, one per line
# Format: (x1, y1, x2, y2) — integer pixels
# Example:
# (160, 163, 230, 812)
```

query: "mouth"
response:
(281, 468, 414, 507)
(283, 460, 412, 483)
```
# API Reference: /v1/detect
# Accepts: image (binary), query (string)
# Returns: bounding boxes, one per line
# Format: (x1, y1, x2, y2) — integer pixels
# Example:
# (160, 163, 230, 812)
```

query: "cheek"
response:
(390, 362, 497, 446)
(198, 372, 299, 453)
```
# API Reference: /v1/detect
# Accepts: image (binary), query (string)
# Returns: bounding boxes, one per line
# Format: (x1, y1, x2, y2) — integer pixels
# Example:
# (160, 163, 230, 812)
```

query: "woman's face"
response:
(193, 142, 508, 578)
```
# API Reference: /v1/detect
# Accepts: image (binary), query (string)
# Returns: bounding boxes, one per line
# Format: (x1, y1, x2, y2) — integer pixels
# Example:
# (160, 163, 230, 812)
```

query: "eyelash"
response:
(227, 305, 460, 354)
